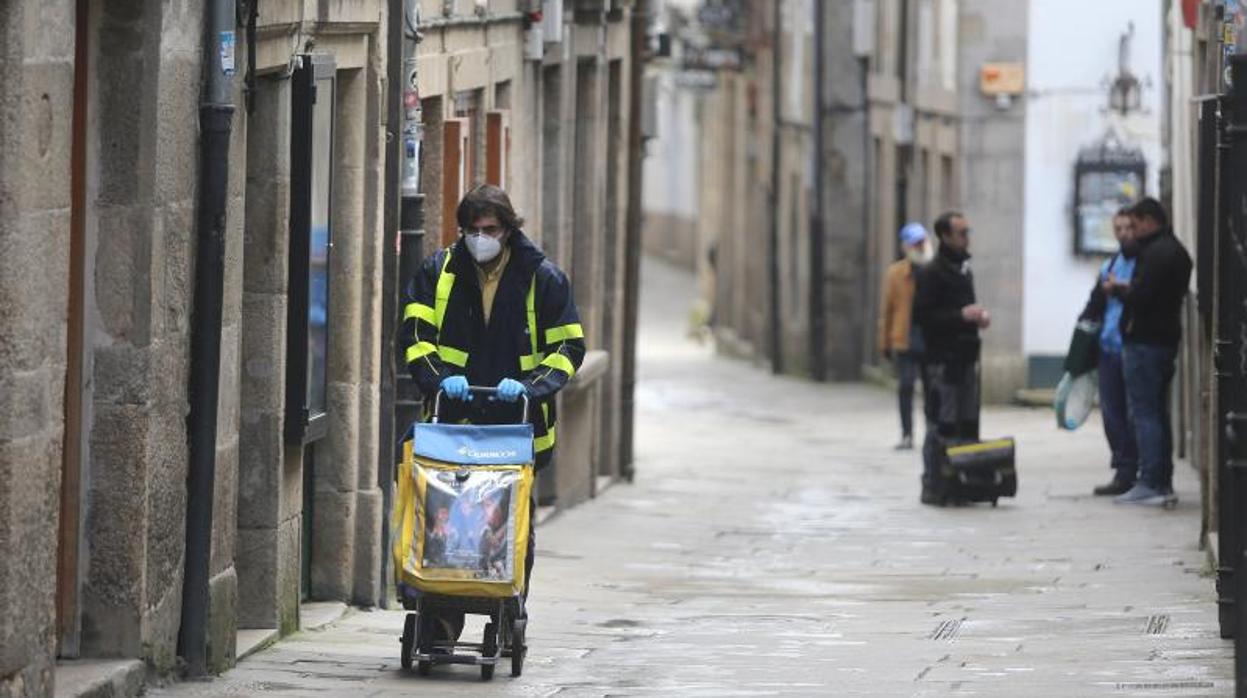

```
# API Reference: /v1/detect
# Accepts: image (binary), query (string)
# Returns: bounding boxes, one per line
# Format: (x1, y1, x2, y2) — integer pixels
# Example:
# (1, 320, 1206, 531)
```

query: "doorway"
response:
(57, 0, 91, 658)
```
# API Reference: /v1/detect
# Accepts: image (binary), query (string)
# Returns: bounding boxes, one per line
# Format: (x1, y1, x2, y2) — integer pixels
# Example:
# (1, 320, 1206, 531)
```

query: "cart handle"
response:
(430, 386, 530, 425)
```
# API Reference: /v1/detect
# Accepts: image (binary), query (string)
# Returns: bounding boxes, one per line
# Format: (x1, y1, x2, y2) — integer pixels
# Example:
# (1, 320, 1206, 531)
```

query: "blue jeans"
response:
(1098, 351, 1136, 481)
(1123, 342, 1177, 491)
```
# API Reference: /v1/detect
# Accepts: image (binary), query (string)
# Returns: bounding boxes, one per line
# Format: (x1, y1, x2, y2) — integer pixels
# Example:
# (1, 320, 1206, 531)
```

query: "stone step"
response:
(54, 659, 144, 698)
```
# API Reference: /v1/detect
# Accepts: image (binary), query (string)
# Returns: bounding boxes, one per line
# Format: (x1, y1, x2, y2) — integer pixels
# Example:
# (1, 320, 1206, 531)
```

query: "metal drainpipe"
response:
(768, 0, 784, 374)
(620, 0, 649, 481)
(179, 0, 236, 677)
(809, 0, 827, 382)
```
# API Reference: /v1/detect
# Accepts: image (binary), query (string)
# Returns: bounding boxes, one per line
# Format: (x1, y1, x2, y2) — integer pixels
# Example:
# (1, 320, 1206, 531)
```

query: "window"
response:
(938, 0, 958, 91)
(287, 54, 336, 444)
(941, 154, 955, 209)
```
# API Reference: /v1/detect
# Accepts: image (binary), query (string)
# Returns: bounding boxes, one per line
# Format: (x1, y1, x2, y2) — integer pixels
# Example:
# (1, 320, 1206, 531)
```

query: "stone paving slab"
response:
(152, 258, 1233, 696)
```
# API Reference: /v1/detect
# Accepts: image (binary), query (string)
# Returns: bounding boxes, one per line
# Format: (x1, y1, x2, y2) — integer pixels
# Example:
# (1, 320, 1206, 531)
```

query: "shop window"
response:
(287, 54, 336, 444)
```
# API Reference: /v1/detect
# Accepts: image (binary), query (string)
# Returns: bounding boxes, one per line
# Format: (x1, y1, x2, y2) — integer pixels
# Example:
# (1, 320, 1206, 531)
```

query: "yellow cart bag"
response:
(392, 421, 534, 598)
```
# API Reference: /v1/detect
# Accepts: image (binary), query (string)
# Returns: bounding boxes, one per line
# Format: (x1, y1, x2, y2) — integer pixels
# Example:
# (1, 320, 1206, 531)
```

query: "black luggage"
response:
(935, 437, 1017, 506)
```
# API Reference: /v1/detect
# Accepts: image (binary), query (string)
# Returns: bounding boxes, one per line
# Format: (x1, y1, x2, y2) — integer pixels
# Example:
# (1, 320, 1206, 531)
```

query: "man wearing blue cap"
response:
(879, 222, 932, 450)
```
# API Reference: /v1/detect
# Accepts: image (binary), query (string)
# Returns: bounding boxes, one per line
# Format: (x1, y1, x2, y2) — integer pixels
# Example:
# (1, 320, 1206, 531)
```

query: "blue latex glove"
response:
(495, 378, 527, 403)
(440, 375, 472, 401)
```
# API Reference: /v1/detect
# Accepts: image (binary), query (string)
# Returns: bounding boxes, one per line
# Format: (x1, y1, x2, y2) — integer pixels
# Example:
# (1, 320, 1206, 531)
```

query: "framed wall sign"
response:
(1073, 137, 1146, 256)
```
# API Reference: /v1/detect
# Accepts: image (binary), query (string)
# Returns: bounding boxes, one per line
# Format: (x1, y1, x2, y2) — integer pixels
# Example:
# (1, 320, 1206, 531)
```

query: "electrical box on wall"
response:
(980, 62, 1025, 96)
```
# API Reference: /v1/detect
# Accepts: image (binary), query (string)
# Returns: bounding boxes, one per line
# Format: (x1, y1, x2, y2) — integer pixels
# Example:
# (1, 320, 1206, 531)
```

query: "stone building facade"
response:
(662, 0, 1152, 401)
(643, 0, 869, 379)
(0, 0, 638, 695)
(864, 0, 1029, 401)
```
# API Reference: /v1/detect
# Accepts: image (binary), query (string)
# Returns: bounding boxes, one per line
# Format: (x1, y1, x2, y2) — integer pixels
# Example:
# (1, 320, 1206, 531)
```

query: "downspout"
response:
(809, 0, 827, 381)
(379, 0, 404, 610)
(768, 0, 784, 374)
(620, 0, 649, 481)
(179, 0, 235, 677)
(894, 0, 911, 248)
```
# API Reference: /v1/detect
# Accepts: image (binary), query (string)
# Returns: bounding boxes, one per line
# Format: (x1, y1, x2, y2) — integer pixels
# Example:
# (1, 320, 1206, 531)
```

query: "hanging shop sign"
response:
(683, 46, 743, 72)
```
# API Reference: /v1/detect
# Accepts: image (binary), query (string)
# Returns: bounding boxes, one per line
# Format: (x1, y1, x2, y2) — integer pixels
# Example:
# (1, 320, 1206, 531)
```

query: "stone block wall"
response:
(238, 74, 299, 634)
(80, 0, 205, 674)
(0, 1, 75, 695)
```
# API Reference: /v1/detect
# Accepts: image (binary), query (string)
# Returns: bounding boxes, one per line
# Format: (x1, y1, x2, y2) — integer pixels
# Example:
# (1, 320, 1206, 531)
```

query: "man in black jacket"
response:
(1109, 198, 1192, 506)
(913, 212, 991, 505)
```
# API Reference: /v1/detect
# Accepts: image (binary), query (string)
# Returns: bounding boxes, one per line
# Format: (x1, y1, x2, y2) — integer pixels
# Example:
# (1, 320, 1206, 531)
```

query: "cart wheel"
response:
(483, 622, 499, 658)
(510, 618, 527, 677)
(400, 613, 416, 670)
(415, 612, 434, 676)
(481, 663, 495, 681)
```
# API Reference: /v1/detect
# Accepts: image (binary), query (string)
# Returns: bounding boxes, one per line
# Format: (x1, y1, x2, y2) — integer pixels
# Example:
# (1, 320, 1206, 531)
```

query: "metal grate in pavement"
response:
(928, 617, 965, 642)
(1114, 681, 1215, 691)
(1144, 614, 1170, 635)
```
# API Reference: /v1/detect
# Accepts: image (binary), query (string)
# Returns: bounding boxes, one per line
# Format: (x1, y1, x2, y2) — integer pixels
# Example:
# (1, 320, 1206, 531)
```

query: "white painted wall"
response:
(642, 68, 700, 219)
(1022, 0, 1164, 359)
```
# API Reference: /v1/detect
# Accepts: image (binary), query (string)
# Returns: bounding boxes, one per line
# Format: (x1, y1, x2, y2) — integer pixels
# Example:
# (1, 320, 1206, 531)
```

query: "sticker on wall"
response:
(220, 31, 236, 77)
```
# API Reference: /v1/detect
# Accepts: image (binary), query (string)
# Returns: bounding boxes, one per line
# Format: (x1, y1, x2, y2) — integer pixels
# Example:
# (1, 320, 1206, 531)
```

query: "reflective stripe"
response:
(534, 427, 556, 453)
(540, 353, 576, 378)
(545, 323, 584, 344)
(519, 353, 545, 371)
(946, 439, 1014, 457)
(406, 341, 437, 364)
(526, 275, 539, 355)
(434, 251, 455, 329)
(438, 345, 469, 367)
(404, 302, 436, 325)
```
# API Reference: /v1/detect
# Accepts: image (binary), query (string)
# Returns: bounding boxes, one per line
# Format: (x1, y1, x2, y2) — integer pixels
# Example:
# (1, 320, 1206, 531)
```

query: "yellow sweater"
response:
(474, 244, 512, 324)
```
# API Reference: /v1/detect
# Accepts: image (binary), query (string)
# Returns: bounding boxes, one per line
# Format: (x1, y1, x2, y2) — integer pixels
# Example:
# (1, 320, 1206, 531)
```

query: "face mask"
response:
(465, 233, 503, 263)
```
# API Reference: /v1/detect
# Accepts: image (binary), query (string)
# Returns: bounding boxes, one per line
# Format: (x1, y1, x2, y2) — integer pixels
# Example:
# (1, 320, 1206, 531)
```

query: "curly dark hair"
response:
(456, 184, 525, 233)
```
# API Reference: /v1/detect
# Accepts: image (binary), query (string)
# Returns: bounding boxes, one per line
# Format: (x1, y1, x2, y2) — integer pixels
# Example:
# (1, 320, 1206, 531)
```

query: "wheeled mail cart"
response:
(391, 388, 534, 680)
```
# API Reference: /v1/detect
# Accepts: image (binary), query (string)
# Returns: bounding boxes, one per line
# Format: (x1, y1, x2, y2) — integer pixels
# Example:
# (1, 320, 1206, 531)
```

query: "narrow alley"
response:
(145, 259, 1231, 697)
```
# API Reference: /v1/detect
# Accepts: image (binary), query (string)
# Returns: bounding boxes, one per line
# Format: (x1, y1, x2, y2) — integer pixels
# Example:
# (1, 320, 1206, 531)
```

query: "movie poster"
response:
(419, 468, 516, 582)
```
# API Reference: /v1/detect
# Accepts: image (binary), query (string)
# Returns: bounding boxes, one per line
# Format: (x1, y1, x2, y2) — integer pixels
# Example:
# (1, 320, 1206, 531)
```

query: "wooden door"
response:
(57, 0, 90, 657)
(441, 118, 469, 246)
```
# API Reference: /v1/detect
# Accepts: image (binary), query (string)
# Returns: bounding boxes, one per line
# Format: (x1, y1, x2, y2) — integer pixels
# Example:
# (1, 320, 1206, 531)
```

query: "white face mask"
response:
(465, 232, 503, 263)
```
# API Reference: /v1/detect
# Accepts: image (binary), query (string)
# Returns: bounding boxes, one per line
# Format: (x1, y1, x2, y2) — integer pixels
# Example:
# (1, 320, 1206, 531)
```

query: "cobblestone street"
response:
(151, 258, 1233, 696)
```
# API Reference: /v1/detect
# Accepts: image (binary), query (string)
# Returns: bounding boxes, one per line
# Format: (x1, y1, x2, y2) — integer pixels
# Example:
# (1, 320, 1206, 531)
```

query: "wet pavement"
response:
(153, 258, 1233, 696)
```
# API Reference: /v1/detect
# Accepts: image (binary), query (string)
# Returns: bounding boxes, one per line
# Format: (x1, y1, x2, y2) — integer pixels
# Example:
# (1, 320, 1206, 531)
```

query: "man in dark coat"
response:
(913, 211, 991, 505)
(1109, 198, 1192, 506)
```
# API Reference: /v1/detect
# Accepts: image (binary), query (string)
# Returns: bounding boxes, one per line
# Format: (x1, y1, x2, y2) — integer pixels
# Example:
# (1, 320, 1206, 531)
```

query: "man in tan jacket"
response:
(878, 223, 931, 449)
